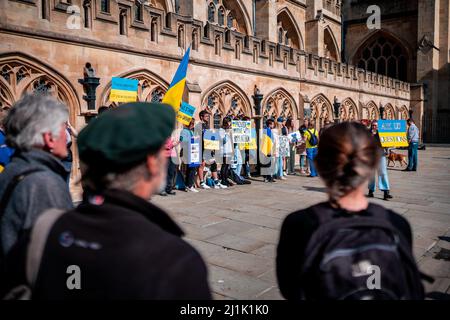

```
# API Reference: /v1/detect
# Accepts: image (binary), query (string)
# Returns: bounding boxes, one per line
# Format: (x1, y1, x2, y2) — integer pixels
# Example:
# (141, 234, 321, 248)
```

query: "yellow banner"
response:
(109, 89, 138, 103)
(379, 132, 409, 147)
(204, 139, 220, 150)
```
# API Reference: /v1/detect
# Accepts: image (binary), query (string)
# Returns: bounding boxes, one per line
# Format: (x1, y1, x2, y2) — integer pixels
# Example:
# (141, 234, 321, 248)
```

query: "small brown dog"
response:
(387, 150, 408, 168)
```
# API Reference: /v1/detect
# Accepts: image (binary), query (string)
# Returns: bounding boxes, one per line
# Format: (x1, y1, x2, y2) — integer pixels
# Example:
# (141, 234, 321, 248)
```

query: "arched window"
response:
(119, 9, 127, 35)
(100, 0, 109, 13)
(215, 35, 221, 56)
(218, 7, 225, 26)
(354, 33, 409, 81)
(83, 0, 91, 28)
(278, 28, 283, 44)
(235, 40, 241, 60)
(227, 13, 233, 28)
(134, 1, 143, 22)
(150, 18, 158, 42)
(208, 3, 215, 23)
(178, 25, 185, 49)
(225, 29, 231, 44)
(192, 29, 199, 51)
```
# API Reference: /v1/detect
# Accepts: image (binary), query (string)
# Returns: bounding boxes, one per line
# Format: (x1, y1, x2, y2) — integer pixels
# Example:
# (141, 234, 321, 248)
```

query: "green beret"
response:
(77, 102, 175, 172)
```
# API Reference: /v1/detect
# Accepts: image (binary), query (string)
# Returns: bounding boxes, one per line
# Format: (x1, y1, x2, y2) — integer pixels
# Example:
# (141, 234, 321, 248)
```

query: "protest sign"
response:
(203, 130, 220, 150)
(189, 137, 201, 167)
(378, 120, 408, 148)
(109, 77, 139, 103)
(176, 102, 196, 126)
(288, 131, 301, 143)
(231, 120, 251, 143)
(279, 136, 290, 157)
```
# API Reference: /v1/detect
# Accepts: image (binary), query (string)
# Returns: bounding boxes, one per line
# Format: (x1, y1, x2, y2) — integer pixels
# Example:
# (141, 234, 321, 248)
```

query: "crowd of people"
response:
(0, 94, 426, 300)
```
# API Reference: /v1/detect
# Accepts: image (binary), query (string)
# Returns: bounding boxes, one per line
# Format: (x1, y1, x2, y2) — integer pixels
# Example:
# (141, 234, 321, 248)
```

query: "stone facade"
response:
(343, 0, 450, 142)
(2, 0, 438, 181)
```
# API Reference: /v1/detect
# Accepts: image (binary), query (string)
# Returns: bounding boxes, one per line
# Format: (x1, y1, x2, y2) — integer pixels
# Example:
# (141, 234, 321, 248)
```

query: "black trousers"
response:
(220, 156, 230, 184)
(185, 165, 196, 188)
(166, 159, 177, 192)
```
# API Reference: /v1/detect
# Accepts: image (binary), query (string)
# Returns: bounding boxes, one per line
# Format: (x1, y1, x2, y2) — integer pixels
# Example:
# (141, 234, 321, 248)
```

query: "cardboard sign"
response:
(232, 120, 252, 143)
(239, 129, 257, 150)
(378, 120, 408, 147)
(176, 102, 196, 126)
(109, 77, 139, 103)
(189, 137, 201, 167)
(288, 131, 301, 143)
(203, 130, 220, 150)
(279, 136, 290, 157)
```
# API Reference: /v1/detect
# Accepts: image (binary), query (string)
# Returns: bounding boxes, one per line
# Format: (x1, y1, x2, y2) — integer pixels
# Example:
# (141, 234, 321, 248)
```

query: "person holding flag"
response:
(261, 119, 276, 183)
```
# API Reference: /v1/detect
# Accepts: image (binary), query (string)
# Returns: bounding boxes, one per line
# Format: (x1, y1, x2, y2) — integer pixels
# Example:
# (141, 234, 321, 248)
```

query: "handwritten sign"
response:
(109, 77, 139, 103)
(279, 136, 290, 157)
(378, 120, 408, 147)
(176, 102, 196, 126)
(203, 130, 220, 150)
(232, 120, 252, 143)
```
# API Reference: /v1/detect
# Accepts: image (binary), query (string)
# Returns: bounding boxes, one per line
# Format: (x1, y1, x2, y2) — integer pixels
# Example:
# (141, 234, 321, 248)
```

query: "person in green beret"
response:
(0, 102, 211, 300)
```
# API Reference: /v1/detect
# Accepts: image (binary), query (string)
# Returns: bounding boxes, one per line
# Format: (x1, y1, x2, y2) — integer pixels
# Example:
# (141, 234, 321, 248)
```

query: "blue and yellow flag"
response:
(109, 77, 139, 103)
(162, 47, 191, 111)
(261, 127, 273, 156)
(378, 120, 408, 148)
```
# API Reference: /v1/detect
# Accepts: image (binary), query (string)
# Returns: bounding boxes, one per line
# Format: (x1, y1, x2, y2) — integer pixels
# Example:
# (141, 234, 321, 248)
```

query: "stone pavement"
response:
(150, 146, 450, 300)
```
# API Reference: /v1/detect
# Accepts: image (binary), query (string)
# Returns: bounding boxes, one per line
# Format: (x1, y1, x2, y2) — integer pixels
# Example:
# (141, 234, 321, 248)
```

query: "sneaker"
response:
(367, 191, 374, 198)
(280, 176, 287, 180)
(283, 171, 288, 177)
(200, 182, 211, 189)
(159, 191, 168, 196)
(187, 186, 199, 193)
(227, 178, 235, 186)
(214, 182, 228, 189)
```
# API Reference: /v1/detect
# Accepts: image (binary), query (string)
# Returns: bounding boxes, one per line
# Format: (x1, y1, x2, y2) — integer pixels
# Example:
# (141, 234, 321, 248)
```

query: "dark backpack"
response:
(300, 204, 425, 300)
(307, 130, 318, 147)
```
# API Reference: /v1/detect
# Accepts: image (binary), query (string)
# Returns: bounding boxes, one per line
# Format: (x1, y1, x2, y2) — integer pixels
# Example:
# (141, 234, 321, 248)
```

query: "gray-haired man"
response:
(0, 94, 73, 256)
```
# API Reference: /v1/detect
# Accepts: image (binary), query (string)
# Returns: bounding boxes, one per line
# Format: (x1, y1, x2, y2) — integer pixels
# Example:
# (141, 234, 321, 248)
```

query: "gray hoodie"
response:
(0, 149, 73, 255)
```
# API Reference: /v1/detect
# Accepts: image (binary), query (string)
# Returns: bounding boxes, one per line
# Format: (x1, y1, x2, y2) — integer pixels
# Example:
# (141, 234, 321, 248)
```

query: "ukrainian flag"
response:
(261, 127, 273, 156)
(162, 47, 191, 111)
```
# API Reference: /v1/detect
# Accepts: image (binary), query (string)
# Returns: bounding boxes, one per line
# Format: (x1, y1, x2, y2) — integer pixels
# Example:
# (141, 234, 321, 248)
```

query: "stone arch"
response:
(100, 69, 169, 107)
(262, 88, 298, 124)
(323, 26, 339, 61)
(350, 29, 412, 82)
(362, 101, 380, 120)
(277, 7, 304, 50)
(341, 98, 359, 121)
(399, 105, 409, 120)
(201, 80, 252, 128)
(149, 0, 173, 12)
(384, 103, 396, 120)
(207, 0, 252, 35)
(310, 94, 333, 129)
(0, 52, 80, 122)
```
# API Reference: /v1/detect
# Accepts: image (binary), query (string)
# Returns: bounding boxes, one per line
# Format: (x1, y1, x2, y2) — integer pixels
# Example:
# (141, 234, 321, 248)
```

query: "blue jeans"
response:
(299, 155, 306, 169)
(276, 156, 283, 178)
(408, 142, 418, 170)
(306, 148, 318, 177)
(369, 155, 390, 192)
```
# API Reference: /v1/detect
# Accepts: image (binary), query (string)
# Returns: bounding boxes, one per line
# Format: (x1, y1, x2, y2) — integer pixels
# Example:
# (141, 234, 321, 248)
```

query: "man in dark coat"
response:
(1, 102, 211, 300)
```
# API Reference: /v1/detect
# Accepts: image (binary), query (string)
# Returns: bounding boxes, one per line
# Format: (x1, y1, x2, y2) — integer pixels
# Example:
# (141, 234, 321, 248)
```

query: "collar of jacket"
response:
(14, 149, 69, 179)
(99, 188, 185, 238)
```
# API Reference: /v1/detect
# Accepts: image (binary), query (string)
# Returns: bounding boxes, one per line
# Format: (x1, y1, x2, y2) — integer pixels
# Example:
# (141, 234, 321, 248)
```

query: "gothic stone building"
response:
(0, 0, 448, 181)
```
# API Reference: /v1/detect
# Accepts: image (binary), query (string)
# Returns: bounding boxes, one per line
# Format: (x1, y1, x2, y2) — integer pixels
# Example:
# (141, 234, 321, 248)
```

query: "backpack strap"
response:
(26, 208, 65, 288)
(0, 168, 44, 220)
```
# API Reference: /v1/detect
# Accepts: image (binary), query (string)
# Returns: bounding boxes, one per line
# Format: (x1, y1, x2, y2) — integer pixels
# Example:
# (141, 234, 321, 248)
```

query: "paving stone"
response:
(208, 249, 272, 278)
(205, 234, 266, 253)
(208, 265, 272, 300)
(251, 244, 277, 259)
(240, 227, 280, 245)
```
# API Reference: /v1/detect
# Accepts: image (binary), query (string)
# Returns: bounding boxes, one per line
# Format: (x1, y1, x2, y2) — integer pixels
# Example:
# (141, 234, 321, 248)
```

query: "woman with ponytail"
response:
(276, 122, 423, 300)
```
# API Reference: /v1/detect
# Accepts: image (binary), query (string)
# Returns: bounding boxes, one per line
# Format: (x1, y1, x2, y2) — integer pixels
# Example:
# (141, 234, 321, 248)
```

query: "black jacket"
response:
(2, 189, 211, 300)
(276, 202, 413, 300)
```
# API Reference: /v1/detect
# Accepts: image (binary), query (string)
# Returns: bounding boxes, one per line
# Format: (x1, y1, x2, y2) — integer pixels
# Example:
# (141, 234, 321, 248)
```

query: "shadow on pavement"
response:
(303, 186, 327, 193)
